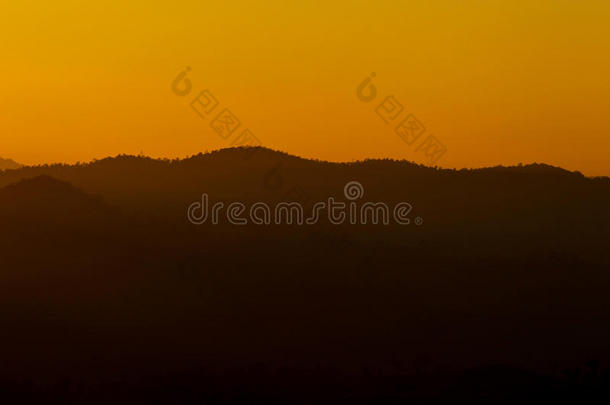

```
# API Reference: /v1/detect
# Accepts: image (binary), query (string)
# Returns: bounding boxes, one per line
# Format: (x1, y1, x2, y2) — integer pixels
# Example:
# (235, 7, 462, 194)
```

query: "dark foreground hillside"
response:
(1, 148, 609, 403)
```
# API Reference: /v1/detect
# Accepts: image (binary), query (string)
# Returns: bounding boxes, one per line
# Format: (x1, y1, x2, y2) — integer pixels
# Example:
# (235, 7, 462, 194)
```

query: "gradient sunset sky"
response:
(3, 1, 610, 175)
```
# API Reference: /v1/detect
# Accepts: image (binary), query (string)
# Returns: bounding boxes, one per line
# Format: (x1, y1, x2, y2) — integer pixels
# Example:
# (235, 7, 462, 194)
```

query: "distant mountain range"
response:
(0, 157, 22, 170)
(0, 147, 608, 227)
(1, 147, 610, 402)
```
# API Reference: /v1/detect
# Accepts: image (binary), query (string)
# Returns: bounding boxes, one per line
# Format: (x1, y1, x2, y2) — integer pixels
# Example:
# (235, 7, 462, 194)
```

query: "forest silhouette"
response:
(1, 147, 609, 403)
(0, 157, 21, 171)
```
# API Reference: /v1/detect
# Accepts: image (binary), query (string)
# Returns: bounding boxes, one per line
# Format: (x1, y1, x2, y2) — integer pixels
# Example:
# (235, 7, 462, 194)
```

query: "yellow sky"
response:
(2, 0, 609, 175)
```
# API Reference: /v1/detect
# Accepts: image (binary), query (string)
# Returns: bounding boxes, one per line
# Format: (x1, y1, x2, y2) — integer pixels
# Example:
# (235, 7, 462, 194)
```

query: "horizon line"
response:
(3, 146, 609, 180)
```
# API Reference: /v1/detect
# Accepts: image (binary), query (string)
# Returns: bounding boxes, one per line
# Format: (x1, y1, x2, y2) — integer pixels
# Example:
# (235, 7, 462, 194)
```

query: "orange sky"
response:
(2, 1, 610, 175)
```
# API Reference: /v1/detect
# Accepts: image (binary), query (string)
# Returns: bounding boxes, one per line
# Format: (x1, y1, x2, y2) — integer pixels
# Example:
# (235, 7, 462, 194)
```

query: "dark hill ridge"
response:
(0, 146, 606, 194)
(0, 147, 601, 181)
(0, 147, 608, 227)
(0, 148, 607, 263)
(0, 175, 119, 228)
(0, 149, 610, 401)
(0, 175, 91, 200)
(0, 175, 105, 207)
(0, 157, 22, 170)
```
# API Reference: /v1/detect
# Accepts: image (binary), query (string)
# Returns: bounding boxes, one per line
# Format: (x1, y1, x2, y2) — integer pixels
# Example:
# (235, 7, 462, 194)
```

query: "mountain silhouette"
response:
(1, 147, 608, 244)
(0, 147, 609, 403)
(0, 157, 22, 171)
(0, 175, 121, 235)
